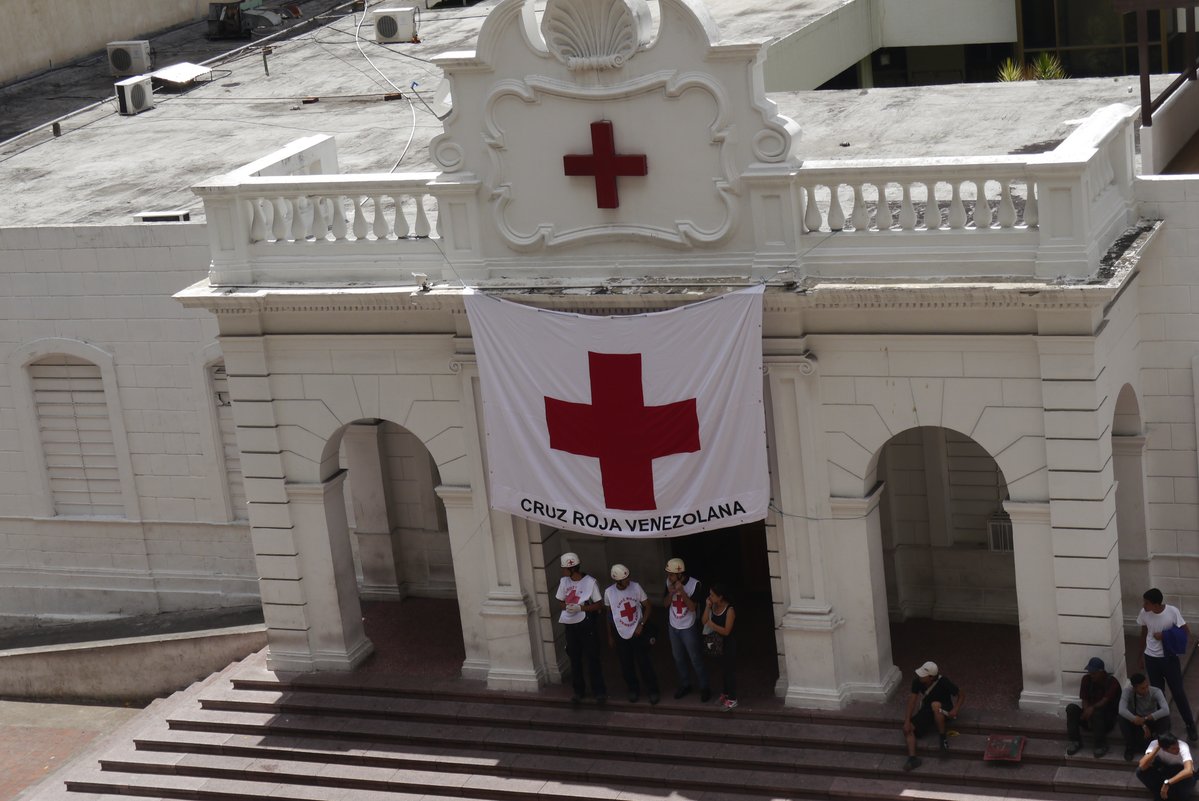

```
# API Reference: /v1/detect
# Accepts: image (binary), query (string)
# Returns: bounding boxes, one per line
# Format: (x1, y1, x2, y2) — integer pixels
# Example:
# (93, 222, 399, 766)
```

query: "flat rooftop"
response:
(0, 0, 1172, 228)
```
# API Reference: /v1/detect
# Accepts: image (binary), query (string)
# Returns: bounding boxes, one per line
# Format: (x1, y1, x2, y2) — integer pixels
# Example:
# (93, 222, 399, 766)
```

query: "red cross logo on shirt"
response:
(564, 587, 581, 605)
(619, 600, 639, 623)
(544, 352, 700, 511)
(563, 121, 648, 209)
(671, 593, 688, 615)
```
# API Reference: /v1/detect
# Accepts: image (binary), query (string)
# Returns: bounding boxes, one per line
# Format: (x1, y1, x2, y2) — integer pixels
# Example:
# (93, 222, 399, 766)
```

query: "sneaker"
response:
(902, 756, 921, 772)
(673, 687, 691, 700)
(718, 694, 728, 705)
(649, 693, 660, 705)
(1065, 741, 1082, 756)
(939, 735, 950, 751)
(1189, 726, 1198, 743)
(628, 692, 639, 703)
(700, 689, 712, 703)
(1093, 744, 1108, 758)
(1124, 747, 1136, 762)
(722, 698, 739, 711)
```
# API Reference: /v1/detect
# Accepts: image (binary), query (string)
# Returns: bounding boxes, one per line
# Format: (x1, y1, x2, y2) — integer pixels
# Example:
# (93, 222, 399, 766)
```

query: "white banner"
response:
(466, 286, 768, 537)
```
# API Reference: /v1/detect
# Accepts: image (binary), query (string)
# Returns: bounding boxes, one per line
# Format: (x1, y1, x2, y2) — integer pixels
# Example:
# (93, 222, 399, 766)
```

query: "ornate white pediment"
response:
(430, 0, 801, 257)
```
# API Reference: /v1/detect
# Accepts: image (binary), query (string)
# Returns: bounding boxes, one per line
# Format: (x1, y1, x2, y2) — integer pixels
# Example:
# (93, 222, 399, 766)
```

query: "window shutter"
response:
(30, 355, 124, 517)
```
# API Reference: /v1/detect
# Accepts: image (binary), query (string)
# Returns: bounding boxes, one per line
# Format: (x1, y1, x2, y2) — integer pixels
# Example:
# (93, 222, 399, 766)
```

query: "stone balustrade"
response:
(191, 105, 1137, 285)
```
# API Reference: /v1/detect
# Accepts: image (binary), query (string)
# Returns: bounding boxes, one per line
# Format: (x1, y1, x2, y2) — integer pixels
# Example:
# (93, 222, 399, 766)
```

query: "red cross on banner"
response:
(563, 121, 647, 209)
(545, 352, 699, 511)
(619, 599, 639, 623)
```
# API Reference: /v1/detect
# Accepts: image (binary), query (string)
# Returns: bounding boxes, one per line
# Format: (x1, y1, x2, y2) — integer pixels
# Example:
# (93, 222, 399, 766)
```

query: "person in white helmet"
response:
(664, 557, 711, 701)
(604, 563, 659, 705)
(555, 552, 606, 705)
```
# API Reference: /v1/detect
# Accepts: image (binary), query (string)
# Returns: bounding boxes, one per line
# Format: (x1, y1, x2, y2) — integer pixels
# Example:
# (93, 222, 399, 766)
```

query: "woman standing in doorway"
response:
(702, 584, 737, 710)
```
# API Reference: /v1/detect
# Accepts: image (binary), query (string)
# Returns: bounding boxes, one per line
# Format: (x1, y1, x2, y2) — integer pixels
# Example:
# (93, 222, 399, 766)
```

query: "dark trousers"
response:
(718, 637, 737, 699)
(614, 632, 658, 696)
(1119, 715, 1171, 753)
(1065, 703, 1116, 745)
(564, 617, 606, 699)
(1137, 760, 1198, 800)
(1146, 653, 1195, 728)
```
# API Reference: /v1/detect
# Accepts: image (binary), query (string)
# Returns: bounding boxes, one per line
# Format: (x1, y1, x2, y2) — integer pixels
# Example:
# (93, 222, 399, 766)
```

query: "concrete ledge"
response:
(0, 624, 266, 703)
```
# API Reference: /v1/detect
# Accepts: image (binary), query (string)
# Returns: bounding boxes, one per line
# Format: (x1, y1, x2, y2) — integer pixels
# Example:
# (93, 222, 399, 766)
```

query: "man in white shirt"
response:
(555, 552, 606, 706)
(1138, 588, 1196, 742)
(663, 557, 711, 702)
(604, 563, 659, 705)
(1136, 733, 1196, 800)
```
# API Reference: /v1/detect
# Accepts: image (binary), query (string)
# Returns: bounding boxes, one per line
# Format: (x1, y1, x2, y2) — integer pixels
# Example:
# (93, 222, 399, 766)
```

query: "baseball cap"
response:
(1084, 657, 1106, 672)
(915, 661, 939, 678)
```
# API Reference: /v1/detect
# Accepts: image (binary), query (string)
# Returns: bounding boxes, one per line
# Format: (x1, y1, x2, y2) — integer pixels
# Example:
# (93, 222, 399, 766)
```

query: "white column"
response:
(280, 472, 374, 671)
(343, 421, 403, 600)
(1005, 500, 1065, 711)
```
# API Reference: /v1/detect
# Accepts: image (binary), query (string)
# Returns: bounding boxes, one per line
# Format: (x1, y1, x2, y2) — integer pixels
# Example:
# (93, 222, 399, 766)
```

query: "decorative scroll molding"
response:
(483, 71, 738, 251)
(541, 0, 652, 71)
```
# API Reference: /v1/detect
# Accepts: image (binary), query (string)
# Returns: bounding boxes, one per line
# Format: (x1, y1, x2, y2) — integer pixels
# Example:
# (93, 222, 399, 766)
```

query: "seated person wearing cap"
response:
(1066, 656, 1121, 758)
(555, 552, 606, 706)
(1136, 733, 1196, 800)
(902, 661, 964, 772)
(1121, 673, 1172, 761)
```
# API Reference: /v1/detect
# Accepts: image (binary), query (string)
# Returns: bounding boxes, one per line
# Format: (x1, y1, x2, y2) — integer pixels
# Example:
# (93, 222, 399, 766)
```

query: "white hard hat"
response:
(560, 552, 580, 568)
(610, 563, 630, 580)
(665, 558, 686, 574)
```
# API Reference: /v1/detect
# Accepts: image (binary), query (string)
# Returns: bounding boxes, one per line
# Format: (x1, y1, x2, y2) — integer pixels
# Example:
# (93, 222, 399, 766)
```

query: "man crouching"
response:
(902, 661, 965, 772)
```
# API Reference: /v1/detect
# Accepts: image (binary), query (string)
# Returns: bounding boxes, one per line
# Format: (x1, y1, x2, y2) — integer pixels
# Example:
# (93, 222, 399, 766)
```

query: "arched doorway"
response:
(876, 426, 1023, 708)
(1111, 383, 1149, 635)
(328, 418, 462, 679)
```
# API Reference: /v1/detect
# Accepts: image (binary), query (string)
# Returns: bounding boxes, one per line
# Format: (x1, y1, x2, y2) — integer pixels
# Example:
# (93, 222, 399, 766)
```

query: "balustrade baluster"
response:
(271, 198, 288, 242)
(947, 181, 967, 229)
(924, 181, 940, 230)
(804, 186, 824, 232)
(288, 197, 306, 242)
(997, 181, 1017, 228)
(972, 179, 992, 228)
(1024, 181, 1038, 228)
(371, 196, 391, 240)
(850, 184, 869, 231)
(898, 183, 916, 230)
(827, 184, 845, 231)
(415, 195, 432, 237)
(248, 198, 267, 243)
(330, 197, 348, 240)
(313, 197, 332, 242)
(393, 195, 410, 238)
(875, 183, 894, 230)
(352, 197, 369, 240)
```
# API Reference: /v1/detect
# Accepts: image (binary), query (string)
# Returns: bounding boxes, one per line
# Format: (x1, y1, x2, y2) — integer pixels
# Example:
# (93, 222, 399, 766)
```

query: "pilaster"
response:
(343, 421, 403, 601)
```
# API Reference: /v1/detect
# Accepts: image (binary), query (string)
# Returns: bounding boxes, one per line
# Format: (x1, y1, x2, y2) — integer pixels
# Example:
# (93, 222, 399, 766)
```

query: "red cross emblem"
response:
(545, 352, 700, 511)
(563, 121, 648, 209)
(564, 587, 581, 605)
(619, 599, 639, 623)
(671, 593, 688, 615)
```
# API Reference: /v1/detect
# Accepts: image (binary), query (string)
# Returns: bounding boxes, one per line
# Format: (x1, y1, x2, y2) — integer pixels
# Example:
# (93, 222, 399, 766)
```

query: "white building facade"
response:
(3, 0, 1199, 714)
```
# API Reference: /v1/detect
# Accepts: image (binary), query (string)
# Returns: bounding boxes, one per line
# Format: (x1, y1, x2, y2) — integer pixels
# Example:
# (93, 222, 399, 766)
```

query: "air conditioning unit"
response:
(987, 512, 1014, 553)
(107, 40, 152, 76)
(373, 7, 418, 43)
(115, 75, 154, 116)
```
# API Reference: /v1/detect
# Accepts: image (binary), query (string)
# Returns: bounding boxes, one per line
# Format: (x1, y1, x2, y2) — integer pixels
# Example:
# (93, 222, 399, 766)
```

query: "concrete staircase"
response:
(57, 669, 1148, 801)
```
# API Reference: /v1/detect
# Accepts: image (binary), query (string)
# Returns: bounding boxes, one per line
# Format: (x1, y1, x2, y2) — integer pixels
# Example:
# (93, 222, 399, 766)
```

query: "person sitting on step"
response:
(1120, 673, 1172, 761)
(1066, 656, 1121, 758)
(1136, 733, 1196, 800)
(902, 661, 964, 772)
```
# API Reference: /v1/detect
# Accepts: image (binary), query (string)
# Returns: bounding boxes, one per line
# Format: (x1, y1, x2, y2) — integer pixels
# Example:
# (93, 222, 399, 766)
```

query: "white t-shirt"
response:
(1138, 605, 1187, 658)
(604, 581, 647, 639)
(666, 576, 700, 630)
(1147, 739, 1193, 766)
(556, 574, 600, 624)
